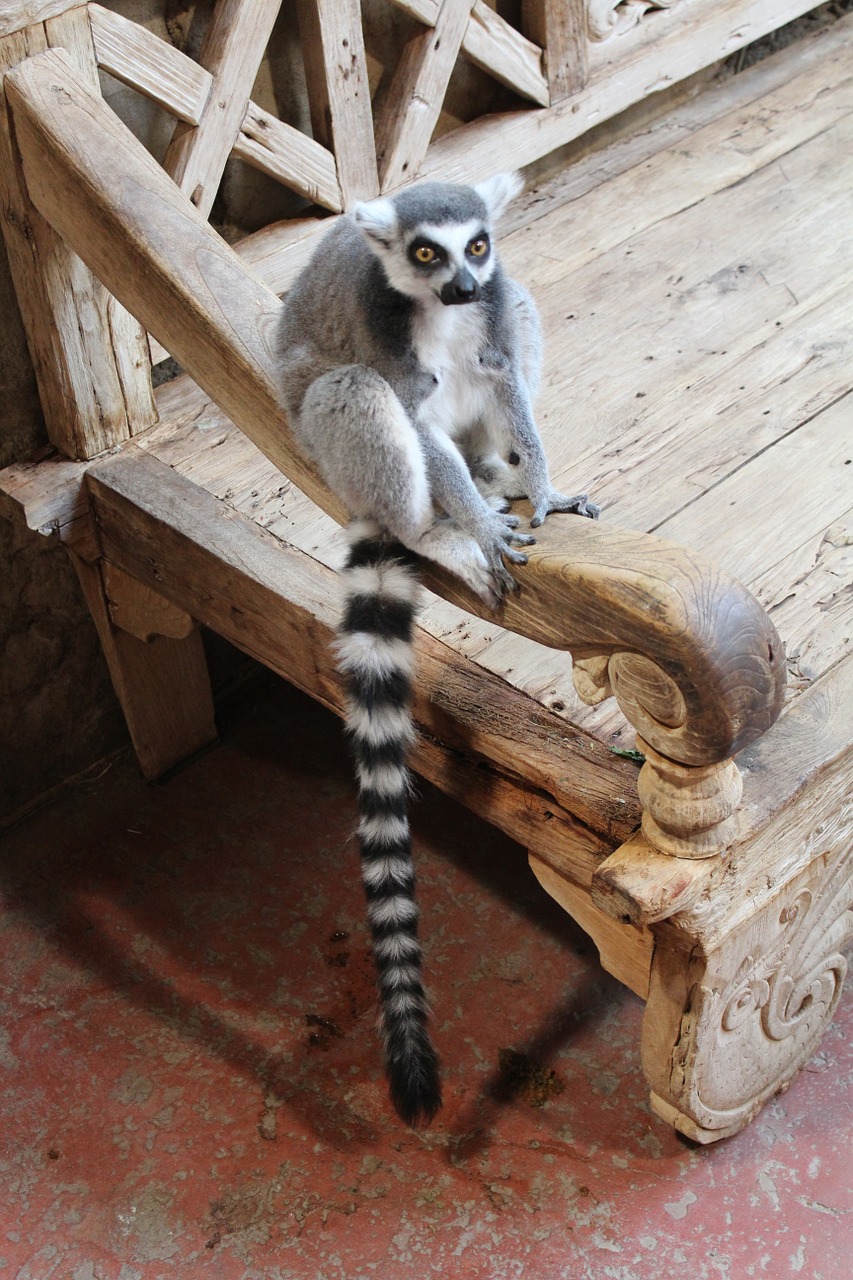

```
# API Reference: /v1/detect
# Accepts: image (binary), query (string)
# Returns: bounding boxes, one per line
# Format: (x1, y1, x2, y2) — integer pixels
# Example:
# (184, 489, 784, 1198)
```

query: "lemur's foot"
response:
(530, 490, 600, 527)
(415, 517, 532, 608)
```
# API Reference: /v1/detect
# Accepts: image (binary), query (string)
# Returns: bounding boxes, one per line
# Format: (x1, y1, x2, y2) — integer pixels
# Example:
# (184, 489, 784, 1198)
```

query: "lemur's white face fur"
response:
(353, 172, 522, 306)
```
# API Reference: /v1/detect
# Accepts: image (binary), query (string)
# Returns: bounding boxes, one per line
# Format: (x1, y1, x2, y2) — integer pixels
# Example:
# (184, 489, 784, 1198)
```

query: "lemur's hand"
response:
(530, 489, 600, 528)
(473, 508, 537, 601)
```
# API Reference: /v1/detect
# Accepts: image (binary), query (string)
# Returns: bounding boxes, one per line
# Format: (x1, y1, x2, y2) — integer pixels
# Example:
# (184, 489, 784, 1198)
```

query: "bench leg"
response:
(71, 551, 218, 779)
(642, 829, 852, 1142)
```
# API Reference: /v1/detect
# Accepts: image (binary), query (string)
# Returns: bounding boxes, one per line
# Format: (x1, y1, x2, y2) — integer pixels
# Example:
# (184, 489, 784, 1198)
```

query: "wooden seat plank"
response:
(655, 393, 853, 592)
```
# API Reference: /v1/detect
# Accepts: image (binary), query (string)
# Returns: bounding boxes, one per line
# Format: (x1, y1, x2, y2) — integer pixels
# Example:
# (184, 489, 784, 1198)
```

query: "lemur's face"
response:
(399, 220, 493, 305)
(353, 175, 521, 307)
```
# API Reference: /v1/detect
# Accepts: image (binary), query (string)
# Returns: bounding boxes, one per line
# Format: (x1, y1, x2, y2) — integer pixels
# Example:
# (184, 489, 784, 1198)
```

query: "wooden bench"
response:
(1, 0, 850, 1143)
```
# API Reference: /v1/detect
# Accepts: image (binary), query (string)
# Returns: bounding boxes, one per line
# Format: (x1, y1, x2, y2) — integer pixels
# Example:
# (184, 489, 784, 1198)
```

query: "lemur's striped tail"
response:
(334, 519, 442, 1127)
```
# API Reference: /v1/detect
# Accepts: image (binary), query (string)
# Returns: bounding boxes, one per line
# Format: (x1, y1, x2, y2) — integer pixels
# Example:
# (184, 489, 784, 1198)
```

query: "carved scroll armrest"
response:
(6, 51, 786, 867)
(428, 517, 786, 858)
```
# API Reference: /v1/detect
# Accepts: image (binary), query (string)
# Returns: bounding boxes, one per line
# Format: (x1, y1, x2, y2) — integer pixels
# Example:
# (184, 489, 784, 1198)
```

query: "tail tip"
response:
(387, 1042, 442, 1127)
(390, 1072, 443, 1128)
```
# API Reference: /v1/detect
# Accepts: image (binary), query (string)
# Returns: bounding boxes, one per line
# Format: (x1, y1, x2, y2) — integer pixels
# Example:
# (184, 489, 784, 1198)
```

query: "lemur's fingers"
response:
(530, 490, 601, 527)
(501, 545, 529, 567)
(507, 530, 536, 548)
(488, 561, 520, 599)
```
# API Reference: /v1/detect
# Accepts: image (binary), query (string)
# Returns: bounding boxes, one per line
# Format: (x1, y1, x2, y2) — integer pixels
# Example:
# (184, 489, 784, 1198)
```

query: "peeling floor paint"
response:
(1, 677, 850, 1279)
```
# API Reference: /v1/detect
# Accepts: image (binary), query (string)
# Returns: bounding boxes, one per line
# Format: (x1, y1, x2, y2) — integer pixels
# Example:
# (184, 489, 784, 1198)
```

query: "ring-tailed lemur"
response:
(278, 172, 598, 1126)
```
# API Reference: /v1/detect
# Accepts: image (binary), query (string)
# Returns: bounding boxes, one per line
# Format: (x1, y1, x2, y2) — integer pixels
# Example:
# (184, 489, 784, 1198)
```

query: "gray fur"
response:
(277, 175, 598, 1124)
(278, 172, 598, 603)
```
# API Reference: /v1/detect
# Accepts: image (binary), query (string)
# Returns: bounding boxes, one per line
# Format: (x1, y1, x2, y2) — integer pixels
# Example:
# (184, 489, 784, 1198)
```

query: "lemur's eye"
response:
(414, 244, 436, 264)
(468, 237, 489, 257)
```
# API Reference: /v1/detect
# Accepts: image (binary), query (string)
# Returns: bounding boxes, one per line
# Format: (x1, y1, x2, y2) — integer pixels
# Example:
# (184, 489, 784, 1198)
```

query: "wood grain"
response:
(418, 0, 821, 187)
(295, 0, 379, 204)
(162, 0, 282, 218)
(389, 0, 549, 105)
(6, 50, 788, 785)
(376, 0, 475, 192)
(70, 550, 217, 779)
(522, 0, 587, 101)
(0, 1, 72, 40)
(233, 101, 343, 211)
(86, 447, 642, 846)
(0, 23, 155, 459)
(88, 2, 212, 126)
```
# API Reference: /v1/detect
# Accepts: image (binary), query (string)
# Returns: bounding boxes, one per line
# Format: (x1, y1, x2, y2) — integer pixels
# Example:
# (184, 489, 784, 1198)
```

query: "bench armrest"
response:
(5, 51, 786, 842)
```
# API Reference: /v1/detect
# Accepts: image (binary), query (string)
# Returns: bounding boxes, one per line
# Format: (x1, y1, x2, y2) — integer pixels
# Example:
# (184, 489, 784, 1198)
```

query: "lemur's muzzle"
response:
(440, 269, 481, 305)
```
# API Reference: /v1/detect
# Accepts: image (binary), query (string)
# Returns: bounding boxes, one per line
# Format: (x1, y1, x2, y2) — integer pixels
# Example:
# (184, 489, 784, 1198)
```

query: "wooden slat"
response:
(522, 0, 587, 100)
(0, 22, 155, 460)
(89, 4, 342, 211)
(655, 394, 853, 590)
(508, 40, 853, 293)
(391, 0, 549, 105)
(0, 2, 71, 40)
(162, 0, 282, 218)
(5, 46, 324, 503)
(233, 213, 330, 293)
(88, 2, 212, 127)
(232, 100, 342, 211)
(418, 0, 823, 187)
(71, 549, 218, 779)
(753, 512, 853, 693)
(464, 1, 548, 105)
(514, 111, 853, 498)
(45, 6, 157, 441)
(376, 0, 475, 192)
(158, 0, 841, 293)
(295, 0, 378, 205)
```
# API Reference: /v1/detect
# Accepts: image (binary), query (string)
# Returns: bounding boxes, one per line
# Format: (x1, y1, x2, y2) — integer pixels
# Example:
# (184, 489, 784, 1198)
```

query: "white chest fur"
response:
(412, 303, 491, 440)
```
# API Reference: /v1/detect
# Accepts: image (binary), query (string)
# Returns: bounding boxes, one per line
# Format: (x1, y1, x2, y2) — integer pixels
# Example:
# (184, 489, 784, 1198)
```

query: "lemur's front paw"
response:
(530, 490, 600, 527)
(474, 511, 537, 603)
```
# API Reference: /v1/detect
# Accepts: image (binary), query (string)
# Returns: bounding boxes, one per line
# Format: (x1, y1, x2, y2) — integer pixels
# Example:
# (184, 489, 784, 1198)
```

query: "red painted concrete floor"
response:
(1, 673, 851, 1279)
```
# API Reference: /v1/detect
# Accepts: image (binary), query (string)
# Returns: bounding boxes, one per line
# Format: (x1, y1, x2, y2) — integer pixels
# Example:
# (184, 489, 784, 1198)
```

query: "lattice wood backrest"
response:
(86, 0, 589, 285)
(2, 0, 810, 460)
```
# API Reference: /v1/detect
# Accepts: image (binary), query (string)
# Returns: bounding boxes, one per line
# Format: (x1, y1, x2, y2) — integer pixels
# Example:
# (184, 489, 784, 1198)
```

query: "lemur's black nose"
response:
(441, 271, 481, 305)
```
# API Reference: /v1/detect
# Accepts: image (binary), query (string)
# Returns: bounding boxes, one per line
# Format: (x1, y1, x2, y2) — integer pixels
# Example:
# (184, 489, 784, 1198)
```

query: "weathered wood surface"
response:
(521, 0, 587, 101)
(591, 654, 853, 925)
(88, 2, 211, 127)
(62, 0, 825, 304)
(642, 784, 852, 1141)
(161, 0, 282, 218)
(0, 1, 75, 40)
(376, 0, 476, 192)
(389, 0, 550, 106)
(70, 550, 217, 779)
(379, 0, 821, 188)
(294, 0, 379, 205)
(85, 447, 634, 852)
(0, 18, 155, 459)
(528, 854, 654, 998)
(1, 0, 849, 1145)
(5, 49, 786, 800)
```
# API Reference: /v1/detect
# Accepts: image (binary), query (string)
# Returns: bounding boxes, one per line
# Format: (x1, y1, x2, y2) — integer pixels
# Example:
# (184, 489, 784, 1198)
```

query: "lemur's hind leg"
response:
(297, 366, 517, 603)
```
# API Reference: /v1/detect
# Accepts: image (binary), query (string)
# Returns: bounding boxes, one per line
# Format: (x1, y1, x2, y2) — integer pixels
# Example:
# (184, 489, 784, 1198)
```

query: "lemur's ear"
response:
(474, 171, 523, 221)
(353, 197, 398, 248)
